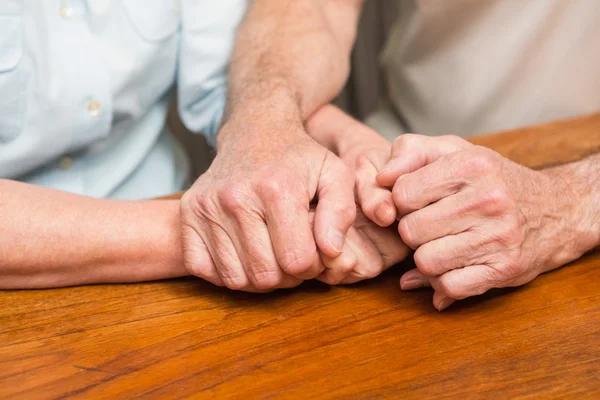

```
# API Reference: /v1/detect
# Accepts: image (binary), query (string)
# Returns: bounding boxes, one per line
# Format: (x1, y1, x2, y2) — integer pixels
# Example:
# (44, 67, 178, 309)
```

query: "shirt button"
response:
(58, 156, 74, 170)
(87, 99, 102, 117)
(59, 4, 74, 19)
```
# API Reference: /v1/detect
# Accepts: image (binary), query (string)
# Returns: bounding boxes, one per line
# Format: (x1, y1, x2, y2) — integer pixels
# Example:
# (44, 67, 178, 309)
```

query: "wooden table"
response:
(2, 115, 600, 399)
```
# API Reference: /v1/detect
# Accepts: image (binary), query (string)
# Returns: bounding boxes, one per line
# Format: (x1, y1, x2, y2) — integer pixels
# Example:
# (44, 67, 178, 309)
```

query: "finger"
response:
(316, 241, 358, 285)
(355, 154, 396, 227)
(354, 214, 409, 267)
(432, 290, 456, 312)
(258, 176, 321, 279)
(430, 265, 495, 301)
(202, 222, 252, 291)
(391, 152, 469, 216)
(377, 134, 468, 186)
(314, 152, 357, 257)
(227, 212, 303, 291)
(413, 231, 484, 277)
(399, 268, 431, 291)
(398, 188, 478, 248)
(338, 226, 385, 284)
(180, 223, 223, 287)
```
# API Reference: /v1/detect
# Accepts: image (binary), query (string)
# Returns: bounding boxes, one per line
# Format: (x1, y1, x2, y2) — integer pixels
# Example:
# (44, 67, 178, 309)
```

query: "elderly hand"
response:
(377, 134, 594, 310)
(180, 102, 356, 292)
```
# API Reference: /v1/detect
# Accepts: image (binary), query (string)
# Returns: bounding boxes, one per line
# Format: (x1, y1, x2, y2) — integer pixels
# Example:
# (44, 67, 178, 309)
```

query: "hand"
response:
(180, 107, 356, 292)
(306, 105, 398, 227)
(377, 134, 592, 310)
(316, 209, 410, 285)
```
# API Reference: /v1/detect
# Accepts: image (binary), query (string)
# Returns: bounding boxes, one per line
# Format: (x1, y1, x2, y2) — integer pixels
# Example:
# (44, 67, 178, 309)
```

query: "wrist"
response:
(567, 157, 600, 251)
(217, 88, 304, 151)
(113, 200, 187, 283)
(542, 157, 600, 267)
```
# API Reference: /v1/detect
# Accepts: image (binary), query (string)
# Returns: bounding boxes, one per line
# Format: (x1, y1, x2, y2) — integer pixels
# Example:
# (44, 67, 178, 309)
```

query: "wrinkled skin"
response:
(377, 134, 593, 310)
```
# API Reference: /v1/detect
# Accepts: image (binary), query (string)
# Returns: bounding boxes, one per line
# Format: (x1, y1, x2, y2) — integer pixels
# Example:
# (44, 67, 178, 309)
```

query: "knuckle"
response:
(328, 251, 357, 276)
(256, 173, 291, 201)
(398, 216, 420, 249)
(392, 180, 411, 211)
(341, 259, 358, 275)
(359, 261, 385, 279)
(439, 275, 467, 300)
(476, 187, 514, 215)
(221, 275, 248, 291)
(251, 270, 281, 290)
(414, 247, 438, 276)
(280, 251, 315, 276)
(463, 148, 496, 175)
(217, 185, 248, 214)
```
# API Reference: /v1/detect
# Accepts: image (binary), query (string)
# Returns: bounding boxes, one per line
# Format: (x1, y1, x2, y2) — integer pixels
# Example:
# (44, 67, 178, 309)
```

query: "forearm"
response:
(0, 180, 187, 289)
(221, 0, 363, 145)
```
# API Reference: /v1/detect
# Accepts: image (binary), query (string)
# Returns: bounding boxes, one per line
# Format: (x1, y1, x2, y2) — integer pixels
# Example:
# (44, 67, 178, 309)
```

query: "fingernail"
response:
(375, 202, 393, 225)
(400, 278, 425, 291)
(326, 228, 345, 253)
(436, 298, 454, 311)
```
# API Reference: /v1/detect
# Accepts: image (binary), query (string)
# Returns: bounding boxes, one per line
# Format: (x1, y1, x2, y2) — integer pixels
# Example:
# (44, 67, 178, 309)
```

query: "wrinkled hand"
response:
(377, 134, 587, 310)
(180, 113, 356, 292)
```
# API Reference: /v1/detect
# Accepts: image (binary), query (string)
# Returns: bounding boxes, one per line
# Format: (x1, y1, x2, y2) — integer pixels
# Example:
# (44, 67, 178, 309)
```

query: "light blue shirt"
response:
(0, 0, 246, 199)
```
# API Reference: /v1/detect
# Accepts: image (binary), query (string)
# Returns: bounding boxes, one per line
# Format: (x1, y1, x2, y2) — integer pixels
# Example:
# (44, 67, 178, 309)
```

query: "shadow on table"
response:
(162, 259, 410, 305)
(161, 255, 531, 314)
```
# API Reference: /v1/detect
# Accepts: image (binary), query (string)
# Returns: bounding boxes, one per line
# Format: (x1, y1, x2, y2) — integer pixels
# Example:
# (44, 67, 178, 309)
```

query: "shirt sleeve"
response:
(177, 0, 247, 148)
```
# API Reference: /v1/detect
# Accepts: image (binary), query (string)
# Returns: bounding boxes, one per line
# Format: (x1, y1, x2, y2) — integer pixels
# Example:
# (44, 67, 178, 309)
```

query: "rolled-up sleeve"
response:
(177, 0, 247, 147)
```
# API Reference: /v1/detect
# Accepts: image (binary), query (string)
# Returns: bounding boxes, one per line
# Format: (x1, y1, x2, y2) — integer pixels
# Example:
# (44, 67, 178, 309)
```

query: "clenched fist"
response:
(180, 110, 356, 292)
(378, 134, 597, 310)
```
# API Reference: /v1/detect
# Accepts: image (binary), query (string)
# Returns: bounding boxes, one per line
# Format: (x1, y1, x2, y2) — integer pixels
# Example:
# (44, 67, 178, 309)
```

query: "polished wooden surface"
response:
(2, 115, 600, 399)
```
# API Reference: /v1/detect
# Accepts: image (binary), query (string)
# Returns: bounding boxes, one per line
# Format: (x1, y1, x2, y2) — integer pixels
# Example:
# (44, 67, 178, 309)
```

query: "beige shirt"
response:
(377, 0, 600, 138)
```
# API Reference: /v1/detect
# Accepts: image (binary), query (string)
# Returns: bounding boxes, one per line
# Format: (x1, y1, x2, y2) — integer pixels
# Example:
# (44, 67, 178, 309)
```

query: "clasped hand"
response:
(179, 104, 580, 311)
(179, 108, 408, 292)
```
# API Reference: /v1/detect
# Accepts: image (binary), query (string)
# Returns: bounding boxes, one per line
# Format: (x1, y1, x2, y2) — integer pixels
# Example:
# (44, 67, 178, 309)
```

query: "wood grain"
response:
(2, 114, 600, 399)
